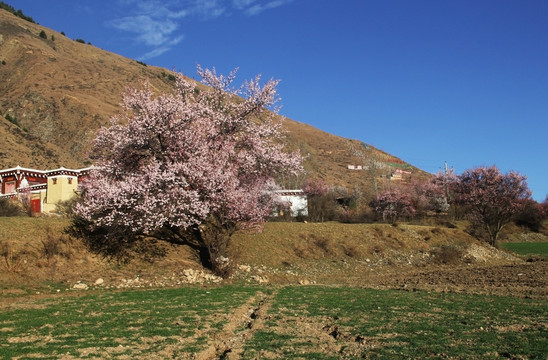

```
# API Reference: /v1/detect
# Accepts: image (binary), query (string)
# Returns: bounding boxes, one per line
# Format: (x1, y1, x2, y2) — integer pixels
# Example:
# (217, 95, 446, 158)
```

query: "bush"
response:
(67, 215, 167, 263)
(0, 241, 23, 273)
(336, 207, 373, 223)
(0, 197, 24, 216)
(55, 196, 80, 217)
(4, 113, 19, 126)
(514, 199, 545, 232)
(75, 38, 85, 44)
(0, 2, 35, 23)
(341, 242, 361, 257)
(39, 30, 47, 39)
(430, 244, 464, 264)
(306, 193, 338, 222)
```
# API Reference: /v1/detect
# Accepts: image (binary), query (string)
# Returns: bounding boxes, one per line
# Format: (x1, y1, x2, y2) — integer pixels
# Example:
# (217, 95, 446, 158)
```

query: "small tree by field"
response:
(369, 188, 415, 224)
(302, 178, 336, 222)
(513, 198, 545, 232)
(72, 66, 302, 276)
(453, 166, 531, 247)
(407, 178, 450, 217)
(542, 195, 548, 219)
(0, 197, 24, 216)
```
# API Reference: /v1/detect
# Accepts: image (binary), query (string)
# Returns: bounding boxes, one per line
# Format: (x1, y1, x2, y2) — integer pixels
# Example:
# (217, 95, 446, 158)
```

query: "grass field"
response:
(501, 242, 548, 257)
(1, 285, 546, 359)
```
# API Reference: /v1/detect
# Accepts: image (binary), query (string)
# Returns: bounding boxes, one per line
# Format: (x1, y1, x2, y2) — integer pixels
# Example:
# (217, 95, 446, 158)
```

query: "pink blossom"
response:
(75, 66, 303, 272)
(454, 165, 531, 246)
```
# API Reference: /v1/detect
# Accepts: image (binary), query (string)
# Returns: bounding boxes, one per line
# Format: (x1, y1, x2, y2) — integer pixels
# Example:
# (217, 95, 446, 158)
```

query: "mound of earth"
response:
(1, 218, 546, 300)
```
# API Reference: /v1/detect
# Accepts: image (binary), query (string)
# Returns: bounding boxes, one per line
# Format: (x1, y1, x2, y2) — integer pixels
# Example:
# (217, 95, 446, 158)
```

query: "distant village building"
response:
(347, 165, 363, 170)
(273, 189, 308, 217)
(0, 166, 91, 213)
(389, 168, 412, 181)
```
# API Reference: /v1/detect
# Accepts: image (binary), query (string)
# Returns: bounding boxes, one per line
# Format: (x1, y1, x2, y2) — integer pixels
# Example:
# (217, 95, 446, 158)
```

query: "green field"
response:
(1, 285, 546, 359)
(501, 242, 548, 257)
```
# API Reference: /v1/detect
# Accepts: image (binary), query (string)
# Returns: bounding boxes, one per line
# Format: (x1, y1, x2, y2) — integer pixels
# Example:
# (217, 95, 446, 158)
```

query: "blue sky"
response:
(13, 0, 548, 201)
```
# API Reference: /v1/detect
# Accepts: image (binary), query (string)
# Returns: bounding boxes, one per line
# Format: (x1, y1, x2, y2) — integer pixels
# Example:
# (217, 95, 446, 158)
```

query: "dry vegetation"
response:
(2, 216, 547, 299)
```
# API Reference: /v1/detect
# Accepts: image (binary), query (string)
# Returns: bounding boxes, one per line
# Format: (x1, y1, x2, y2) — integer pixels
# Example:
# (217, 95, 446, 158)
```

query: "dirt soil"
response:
(3, 259, 546, 302)
(358, 261, 548, 298)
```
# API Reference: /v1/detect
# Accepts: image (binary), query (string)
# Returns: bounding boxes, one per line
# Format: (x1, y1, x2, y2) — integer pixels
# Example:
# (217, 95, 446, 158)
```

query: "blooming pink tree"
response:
(369, 188, 415, 223)
(407, 178, 449, 217)
(73, 66, 302, 276)
(302, 178, 330, 197)
(454, 166, 531, 246)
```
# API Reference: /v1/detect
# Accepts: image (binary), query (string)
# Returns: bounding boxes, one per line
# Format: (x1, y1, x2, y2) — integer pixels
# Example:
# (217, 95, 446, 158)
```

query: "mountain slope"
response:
(0, 9, 426, 195)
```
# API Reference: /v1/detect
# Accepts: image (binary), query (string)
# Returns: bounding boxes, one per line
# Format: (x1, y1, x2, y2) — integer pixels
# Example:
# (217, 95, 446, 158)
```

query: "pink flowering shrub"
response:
(453, 166, 531, 246)
(72, 66, 302, 276)
(302, 178, 330, 197)
(369, 189, 415, 223)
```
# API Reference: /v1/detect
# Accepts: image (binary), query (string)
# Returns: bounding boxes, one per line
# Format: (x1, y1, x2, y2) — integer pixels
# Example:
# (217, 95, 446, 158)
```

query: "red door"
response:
(30, 199, 41, 214)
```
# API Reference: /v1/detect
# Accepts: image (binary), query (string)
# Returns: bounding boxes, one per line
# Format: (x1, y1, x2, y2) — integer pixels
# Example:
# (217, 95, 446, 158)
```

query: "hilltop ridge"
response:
(0, 8, 427, 195)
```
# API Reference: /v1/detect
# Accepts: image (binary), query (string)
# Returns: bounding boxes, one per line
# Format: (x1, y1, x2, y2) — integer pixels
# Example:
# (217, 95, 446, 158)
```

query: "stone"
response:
(73, 282, 89, 290)
(238, 264, 251, 273)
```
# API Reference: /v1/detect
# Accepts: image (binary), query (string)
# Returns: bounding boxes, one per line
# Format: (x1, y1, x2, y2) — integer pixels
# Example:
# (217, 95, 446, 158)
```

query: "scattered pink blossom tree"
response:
(369, 188, 415, 223)
(302, 178, 330, 197)
(454, 166, 531, 247)
(73, 66, 302, 276)
(513, 198, 545, 232)
(542, 195, 548, 218)
(407, 178, 450, 217)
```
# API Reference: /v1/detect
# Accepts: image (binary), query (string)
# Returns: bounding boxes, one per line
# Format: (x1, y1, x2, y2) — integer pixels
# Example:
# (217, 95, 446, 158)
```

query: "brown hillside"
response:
(0, 9, 427, 193)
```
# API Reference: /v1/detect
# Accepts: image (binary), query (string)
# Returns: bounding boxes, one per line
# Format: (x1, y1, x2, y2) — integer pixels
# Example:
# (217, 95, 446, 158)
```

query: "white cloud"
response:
(192, 0, 226, 18)
(138, 34, 184, 60)
(244, 0, 293, 16)
(138, 46, 171, 61)
(111, 15, 178, 46)
(232, 0, 257, 10)
(110, 0, 294, 60)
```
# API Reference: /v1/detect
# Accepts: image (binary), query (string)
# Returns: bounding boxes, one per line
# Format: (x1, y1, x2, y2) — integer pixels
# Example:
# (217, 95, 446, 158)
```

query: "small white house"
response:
(273, 190, 308, 217)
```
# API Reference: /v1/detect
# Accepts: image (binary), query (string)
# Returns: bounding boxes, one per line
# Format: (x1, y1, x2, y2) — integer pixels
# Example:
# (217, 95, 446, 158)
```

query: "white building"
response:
(273, 189, 308, 217)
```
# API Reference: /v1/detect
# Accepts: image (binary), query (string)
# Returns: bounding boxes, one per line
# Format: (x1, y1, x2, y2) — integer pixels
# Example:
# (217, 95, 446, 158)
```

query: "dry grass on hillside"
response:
(4, 216, 548, 298)
(0, 216, 517, 288)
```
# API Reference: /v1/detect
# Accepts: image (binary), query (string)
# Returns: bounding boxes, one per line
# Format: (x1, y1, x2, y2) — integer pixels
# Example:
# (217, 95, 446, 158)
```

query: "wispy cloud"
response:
(240, 0, 294, 16)
(111, 15, 180, 46)
(233, 0, 257, 10)
(138, 35, 185, 61)
(110, 0, 294, 60)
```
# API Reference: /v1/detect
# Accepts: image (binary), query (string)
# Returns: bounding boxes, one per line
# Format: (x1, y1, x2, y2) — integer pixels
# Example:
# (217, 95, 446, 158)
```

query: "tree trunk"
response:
(197, 243, 213, 269)
(190, 216, 236, 278)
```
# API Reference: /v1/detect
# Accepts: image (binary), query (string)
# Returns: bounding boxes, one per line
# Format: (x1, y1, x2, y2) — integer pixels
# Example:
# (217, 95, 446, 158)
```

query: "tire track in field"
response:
(193, 290, 277, 360)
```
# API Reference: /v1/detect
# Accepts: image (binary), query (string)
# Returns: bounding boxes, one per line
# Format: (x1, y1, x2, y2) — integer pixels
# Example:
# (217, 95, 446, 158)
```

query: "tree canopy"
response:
(73, 67, 302, 275)
(453, 166, 531, 246)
